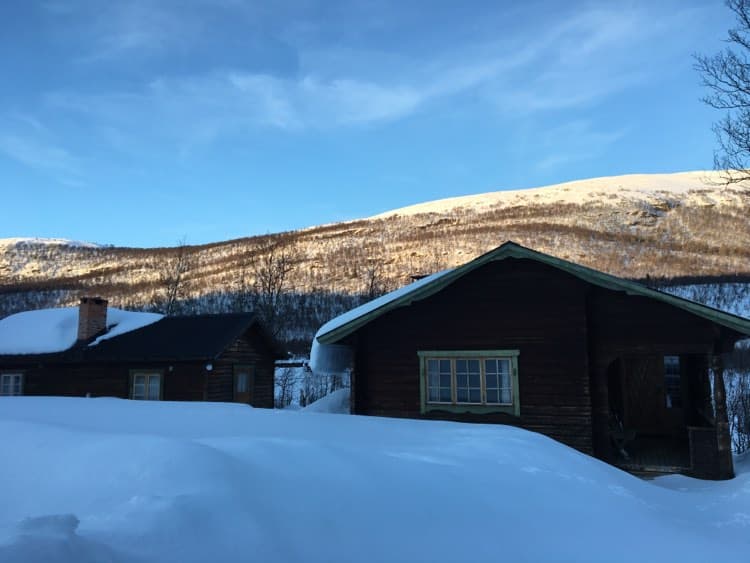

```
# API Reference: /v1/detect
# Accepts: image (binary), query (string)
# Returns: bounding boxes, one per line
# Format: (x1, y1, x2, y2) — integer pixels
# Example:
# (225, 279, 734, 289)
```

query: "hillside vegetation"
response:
(1, 171, 749, 349)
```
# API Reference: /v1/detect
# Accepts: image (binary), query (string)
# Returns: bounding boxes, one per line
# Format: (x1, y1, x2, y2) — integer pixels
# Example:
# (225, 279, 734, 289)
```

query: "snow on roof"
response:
(0, 307, 163, 355)
(310, 269, 452, 375)
(314, 268, 452, 343)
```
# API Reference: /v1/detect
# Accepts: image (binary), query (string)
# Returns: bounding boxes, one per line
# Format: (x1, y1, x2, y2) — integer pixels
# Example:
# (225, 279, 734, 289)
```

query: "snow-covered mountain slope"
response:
(1, 171, 748, 324)
(0, 396, 748, 563)
(371, 171, 740, 218)
(0, 238, 100, 249)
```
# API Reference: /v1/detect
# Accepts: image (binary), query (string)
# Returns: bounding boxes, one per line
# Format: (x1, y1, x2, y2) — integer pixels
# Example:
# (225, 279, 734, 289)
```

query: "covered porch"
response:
(605, 353, 732, 479)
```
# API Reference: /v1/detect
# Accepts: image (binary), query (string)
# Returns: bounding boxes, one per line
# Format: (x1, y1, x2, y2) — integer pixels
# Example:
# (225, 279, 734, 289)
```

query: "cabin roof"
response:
(81, 312, 271, 362)
(315, 241, 750, 345)
(0, 312, 280, 363)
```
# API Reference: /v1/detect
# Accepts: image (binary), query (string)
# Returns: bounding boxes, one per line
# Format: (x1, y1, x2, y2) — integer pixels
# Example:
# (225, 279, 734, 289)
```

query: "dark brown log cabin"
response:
(0, 299, 280, 407)
(313, 242, 750, 479)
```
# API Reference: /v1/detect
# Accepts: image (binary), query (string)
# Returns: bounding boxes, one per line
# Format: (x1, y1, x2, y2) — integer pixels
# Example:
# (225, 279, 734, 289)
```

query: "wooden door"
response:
(622, 356, 663, 433)
(233, 365, 254, 404)
(662, 355, 687, 436)
(622, 355, 686, 436)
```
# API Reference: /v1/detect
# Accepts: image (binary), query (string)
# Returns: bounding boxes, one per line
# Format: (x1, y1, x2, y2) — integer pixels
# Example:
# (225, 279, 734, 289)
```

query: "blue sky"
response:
(0, 0, 735, 247)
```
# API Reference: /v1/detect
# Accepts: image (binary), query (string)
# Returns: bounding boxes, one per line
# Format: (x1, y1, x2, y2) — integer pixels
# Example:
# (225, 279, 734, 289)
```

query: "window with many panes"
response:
(663, 355, 681, 408)
(0, 373, 23, 396)
(131, 371, 162, 401)
(419, 351, 519, 415)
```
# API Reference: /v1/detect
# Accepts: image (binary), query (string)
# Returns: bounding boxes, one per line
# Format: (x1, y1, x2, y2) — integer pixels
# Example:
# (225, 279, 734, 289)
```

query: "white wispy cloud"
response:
(0, 134, 76, 172)
(39, 1, 707, 153)
(535, 121, 629, 171)
(0, 113, 85, 185)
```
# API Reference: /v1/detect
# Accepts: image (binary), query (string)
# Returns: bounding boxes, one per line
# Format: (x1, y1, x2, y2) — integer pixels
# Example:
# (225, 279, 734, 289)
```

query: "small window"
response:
(664, 356, 681, 408)
(0, 373, 23, 396)
(236, 372, 249, 393)
(131, 372, 161, 401)
(420, 351, 520, 415)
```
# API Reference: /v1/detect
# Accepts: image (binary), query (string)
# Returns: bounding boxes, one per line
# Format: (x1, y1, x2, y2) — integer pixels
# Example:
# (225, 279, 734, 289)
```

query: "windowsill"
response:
(423, 403, 519, 415)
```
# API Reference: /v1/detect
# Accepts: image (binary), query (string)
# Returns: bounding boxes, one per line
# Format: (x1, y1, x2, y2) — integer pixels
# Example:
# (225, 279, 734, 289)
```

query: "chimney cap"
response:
(80, 296, 108, 305)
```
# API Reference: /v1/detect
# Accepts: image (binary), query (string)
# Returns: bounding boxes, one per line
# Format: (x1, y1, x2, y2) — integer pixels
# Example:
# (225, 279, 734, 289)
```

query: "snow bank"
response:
(0, 397, 749, 563)
(302, 388, 350, 413)
(1, 515, 121, 563)
(0, 307, 163, 355)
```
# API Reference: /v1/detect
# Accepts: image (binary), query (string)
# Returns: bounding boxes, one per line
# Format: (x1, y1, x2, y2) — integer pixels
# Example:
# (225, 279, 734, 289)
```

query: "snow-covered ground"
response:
(1, 397, 749, 563)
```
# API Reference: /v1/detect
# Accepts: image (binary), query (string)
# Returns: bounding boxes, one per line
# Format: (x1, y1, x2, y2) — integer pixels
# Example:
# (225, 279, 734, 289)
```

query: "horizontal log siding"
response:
(7, 324, 276, 407)
(210, 325, 275, 408)
(21, 362, 206, 400)
(354, 258, 593, 454)
(23, 364, 131, 398)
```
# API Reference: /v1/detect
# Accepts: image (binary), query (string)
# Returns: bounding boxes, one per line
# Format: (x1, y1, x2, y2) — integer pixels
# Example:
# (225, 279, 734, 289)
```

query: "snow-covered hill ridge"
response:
(1, 171, 748, 333)
(371, 171, 743, 219)
(0, 238, 100, 249)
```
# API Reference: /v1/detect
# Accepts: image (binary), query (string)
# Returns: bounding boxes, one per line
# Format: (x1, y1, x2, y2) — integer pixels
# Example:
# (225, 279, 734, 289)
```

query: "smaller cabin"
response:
(0, 298, 280, 406)
(311, 242, 750, 480)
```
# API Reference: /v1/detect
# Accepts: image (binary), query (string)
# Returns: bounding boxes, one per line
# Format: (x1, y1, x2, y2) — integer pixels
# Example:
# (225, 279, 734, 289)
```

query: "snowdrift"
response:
(0, 397, 748, 563)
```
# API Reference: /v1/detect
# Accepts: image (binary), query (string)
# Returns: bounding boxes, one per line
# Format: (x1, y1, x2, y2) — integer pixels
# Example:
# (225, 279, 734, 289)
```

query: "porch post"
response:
(712, 354, 735, 480)
(348, 368, 356, 414)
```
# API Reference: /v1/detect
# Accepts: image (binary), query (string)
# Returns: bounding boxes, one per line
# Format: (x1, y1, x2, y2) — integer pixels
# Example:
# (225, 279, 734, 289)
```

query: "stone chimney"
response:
(77, 297, 108, 341)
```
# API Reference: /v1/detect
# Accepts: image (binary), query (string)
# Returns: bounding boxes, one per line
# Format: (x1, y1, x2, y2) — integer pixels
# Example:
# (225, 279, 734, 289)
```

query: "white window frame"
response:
(418, 350, 520, 416)
(0, 373, 24, 396)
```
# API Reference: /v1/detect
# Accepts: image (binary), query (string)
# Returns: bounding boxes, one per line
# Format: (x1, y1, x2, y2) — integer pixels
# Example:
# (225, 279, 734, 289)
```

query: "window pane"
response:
(236, 373, 249, 393)
(439, 360, 451, 373)
(469, 373, 481, 388)
(469, 389, 481, 403)
(486, 388, 499, 404)
(456, 359, 467, 372)
(426, 358, 442, 403)
(499, 360, 511, 388)
(486, 372, 498, 389)
(485, 359, 498, 375)
(440, 373, 451, 387)
(664, 356, 681, 408)
(148, 376, 161, 400)
(500, 388, 512, 404)
(456, 373, 468, 388)
(467, 359, 480, 372)
(439, 388, 451, 402)
(1, 378, 9, 395)
(132, 383, 145, 400)
(456, 388, 468, 402)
